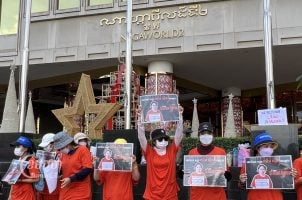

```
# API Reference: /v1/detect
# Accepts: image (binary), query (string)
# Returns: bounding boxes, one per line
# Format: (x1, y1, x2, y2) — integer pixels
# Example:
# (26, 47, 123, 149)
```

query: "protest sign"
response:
(140, 94, 179, 123)
(96, 143, 133, 171)
(183, 155, 227, 187)
(1, 159, 28, 184)
(36, 150, 56, 164)
(246, 155, 294, 189)
(257, 108, 288, 125)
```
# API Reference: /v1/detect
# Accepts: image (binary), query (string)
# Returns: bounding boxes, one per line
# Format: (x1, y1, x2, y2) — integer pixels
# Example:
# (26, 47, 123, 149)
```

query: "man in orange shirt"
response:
(93, 138, 140, 200)
(137, 105, 183, 200)
(188, 122, 230, 200)
(294, 156, 302, 200)
(53, 131, 93, 200)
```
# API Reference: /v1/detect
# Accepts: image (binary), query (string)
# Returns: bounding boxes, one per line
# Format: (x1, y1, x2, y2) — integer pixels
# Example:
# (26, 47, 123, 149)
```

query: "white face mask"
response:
(259, 147, 274, 156)
(78, 141, 87, 146)
(155, 140, 168, 149)
(199, 134, 213, 145)
(60, 147, 70, 154)
(14, 147, 24, 157)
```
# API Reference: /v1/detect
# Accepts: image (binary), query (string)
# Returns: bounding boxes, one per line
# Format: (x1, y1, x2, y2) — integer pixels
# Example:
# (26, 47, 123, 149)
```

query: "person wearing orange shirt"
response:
(98, 148, 115, 171)
(53, 131, 93, 200)
(37, 133, 60, 200)
(188, 122, 230, 200)
(294, 156, 302, 200)
(250, 164, 273, 189)
(144, 101, 164, 123)
(93, 138, 140, 200)
(137, 105, 183, 200)
(8, 136, 40, 200)
(188, 162, 208, 186)
(239, 132, 297, 200)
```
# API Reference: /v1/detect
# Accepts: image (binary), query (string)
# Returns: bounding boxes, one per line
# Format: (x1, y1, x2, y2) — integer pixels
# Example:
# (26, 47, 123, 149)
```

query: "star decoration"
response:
(52, 73, 121, 139)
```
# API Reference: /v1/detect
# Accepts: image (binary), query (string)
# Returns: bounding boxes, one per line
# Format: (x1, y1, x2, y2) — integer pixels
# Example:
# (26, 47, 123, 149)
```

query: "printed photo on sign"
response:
(95, 143, 133, 171)
(183, 155, 227, 187)
(36, 150, 56, 161)
(140, 94, 179, 123)
(1, 159, 28, 184)
(245, 155, 294, 189)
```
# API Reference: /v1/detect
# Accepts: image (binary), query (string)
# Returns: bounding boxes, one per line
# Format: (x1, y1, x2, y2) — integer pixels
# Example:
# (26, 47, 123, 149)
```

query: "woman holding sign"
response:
(8, 136, 39, 200)
(137, 105, 183, 200)
(239, 132, 297, 200)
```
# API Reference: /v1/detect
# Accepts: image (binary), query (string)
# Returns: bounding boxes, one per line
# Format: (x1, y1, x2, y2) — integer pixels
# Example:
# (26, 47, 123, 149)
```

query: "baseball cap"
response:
(39, 133, 55, 148)
(198, 122, 214, 134)
(10, 136, 33, 148)
(151, 129, 169, 141)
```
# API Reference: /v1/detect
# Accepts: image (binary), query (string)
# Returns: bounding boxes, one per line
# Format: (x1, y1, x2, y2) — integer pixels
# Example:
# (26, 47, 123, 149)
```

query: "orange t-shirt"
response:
(143, 142, 180, 200)
(59, 146, 93, 200)
(11, 157, 39, 200)
(294, 157, 302, 200)
(98, 171, 134, 200)
(188, 146, 227, 200)
(240, 165, 283, 200)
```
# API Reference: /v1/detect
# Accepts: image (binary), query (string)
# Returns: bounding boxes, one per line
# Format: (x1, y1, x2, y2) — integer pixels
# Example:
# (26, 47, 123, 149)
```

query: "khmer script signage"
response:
(99, 4, 208, 41)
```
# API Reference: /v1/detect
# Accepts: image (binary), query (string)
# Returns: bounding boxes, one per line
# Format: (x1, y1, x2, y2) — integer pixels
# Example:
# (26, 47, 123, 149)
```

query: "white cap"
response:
(39, 133, 55, 148)
(74, 132, 90, 144)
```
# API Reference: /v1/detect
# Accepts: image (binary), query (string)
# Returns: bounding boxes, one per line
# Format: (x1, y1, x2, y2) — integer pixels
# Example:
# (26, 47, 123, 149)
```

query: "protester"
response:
(38, 133, 59, 200)
(188, 122, 230, 200)
(93, 138, 140, 200)
(294, 155, 302, 200)
(144, 101, 164, 123)
(8, 136, 39, 200)
(239, 131, 297, 200)
(53, 131, 93, 200)
(137, 105, 183, 200)
(73, 132, 91, 148)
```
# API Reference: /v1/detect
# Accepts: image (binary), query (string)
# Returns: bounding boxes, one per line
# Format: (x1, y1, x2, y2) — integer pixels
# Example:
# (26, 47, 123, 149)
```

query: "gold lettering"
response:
(151, 9, 161, 21)
(100, 18, 109, 26)
(178, 6, 187, 18)
(152, 22, 160, 30)
(153, 31, 161, 39)
(135, 14, 151, 24)
(133, 33, 140, 41)
(143, 24, 151, 31)
(161, 30, 169, 38)
(179, 29, 185, 37)
(172, 29, 179, 37)
(100, 4, 208, 26)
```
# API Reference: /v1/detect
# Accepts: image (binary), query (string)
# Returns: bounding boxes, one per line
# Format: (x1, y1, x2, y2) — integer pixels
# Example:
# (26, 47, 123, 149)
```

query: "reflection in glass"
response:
(0, 0, 19, 35)
(89, 0, 113, 6)
(58, 0, 80, 10)
(32, 0, 49, 13)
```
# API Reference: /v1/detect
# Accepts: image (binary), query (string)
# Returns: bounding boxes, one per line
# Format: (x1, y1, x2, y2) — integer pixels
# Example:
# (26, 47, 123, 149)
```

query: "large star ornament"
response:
(52, 73, 121, 139)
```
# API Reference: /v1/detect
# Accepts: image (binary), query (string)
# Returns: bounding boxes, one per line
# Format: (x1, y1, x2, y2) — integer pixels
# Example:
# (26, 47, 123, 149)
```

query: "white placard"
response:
(257, 108, 288, 125)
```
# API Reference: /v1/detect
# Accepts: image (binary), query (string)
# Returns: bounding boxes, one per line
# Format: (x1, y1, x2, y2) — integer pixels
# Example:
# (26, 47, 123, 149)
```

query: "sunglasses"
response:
(156, 137, 169, 142)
